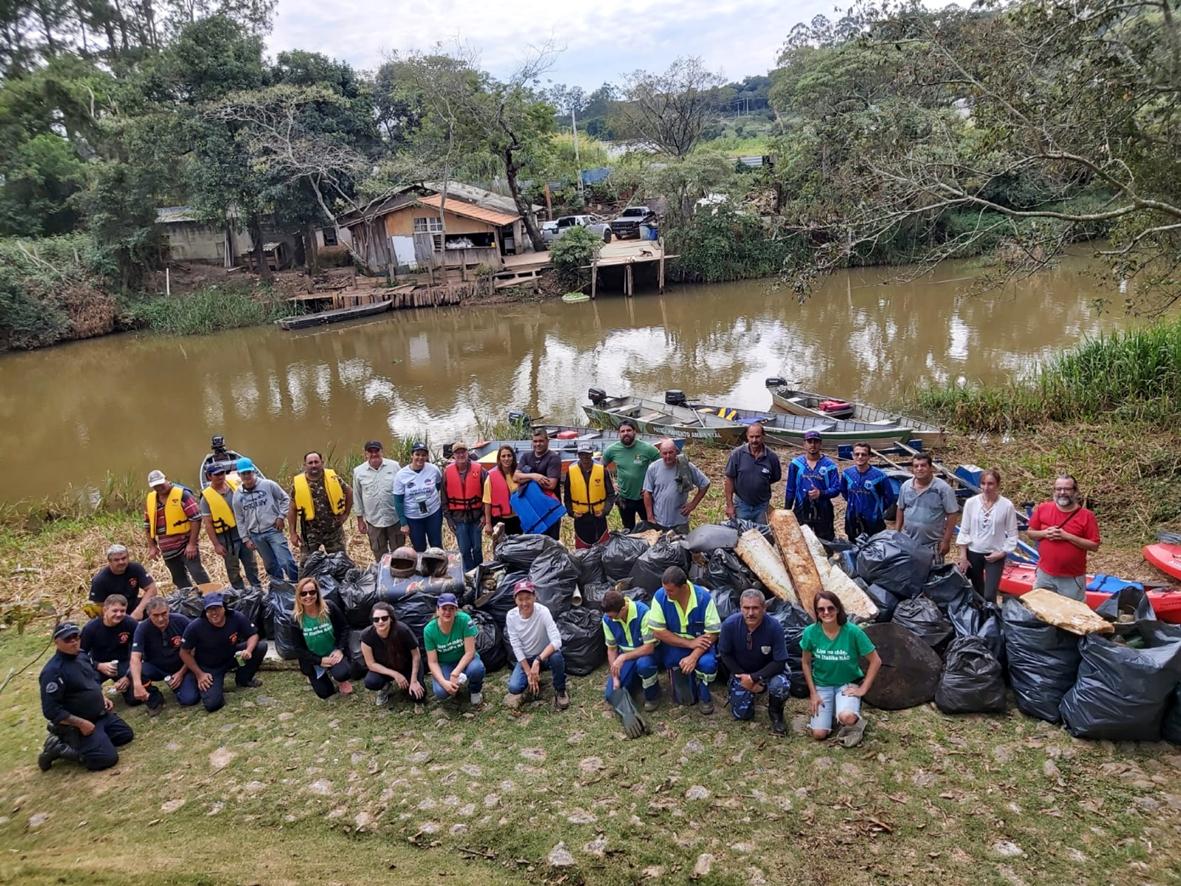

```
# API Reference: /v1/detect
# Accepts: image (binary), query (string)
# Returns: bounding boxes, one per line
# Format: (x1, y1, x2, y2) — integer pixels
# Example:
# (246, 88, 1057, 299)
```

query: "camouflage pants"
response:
(300, 521, 346, 562)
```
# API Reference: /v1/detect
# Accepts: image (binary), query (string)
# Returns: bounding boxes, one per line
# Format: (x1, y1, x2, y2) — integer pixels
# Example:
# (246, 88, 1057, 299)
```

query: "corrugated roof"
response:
(417, 194, 519, 226)
(156, 206, 198, 224)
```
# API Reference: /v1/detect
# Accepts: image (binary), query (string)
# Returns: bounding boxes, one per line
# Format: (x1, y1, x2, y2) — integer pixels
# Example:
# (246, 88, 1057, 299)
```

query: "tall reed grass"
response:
(125, 284, 294, 336)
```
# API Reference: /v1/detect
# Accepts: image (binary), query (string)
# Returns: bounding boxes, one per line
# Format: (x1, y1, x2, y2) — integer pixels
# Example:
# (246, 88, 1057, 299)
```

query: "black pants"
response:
(300, 658, 355, 699)
(56, 712, 134, 771)
(540, 521, 561, 541)
(966, 549, 1005, 603)
(491, 515, 522, 536)
(844, 515, 886, 543)
(197, 641, 268, 712)
(163, 551, 211, 588)
(618, 497, 645, 531)
(794, 501, 835, 541)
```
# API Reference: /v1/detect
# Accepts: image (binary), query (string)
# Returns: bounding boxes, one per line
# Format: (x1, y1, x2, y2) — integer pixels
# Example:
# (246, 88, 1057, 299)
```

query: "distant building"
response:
(154, 207, 298, 270)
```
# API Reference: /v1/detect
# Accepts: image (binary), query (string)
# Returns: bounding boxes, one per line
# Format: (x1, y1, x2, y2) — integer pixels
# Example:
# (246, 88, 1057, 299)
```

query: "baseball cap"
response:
(53, 621, 81, 640)
(207, 462, 228, 476)
(147, 469, 167, 487)
(203, 593, 226, 610)
(236, 457, 256, 473)
(436, 593, 459, 608)
(576, 442, 594, 455)
(451, 440, 468, 452)
(411, 441, 429, 453)
(364, 441, 383, 452)
(803, 430, 822, 441)
(513, 579, 536, 597)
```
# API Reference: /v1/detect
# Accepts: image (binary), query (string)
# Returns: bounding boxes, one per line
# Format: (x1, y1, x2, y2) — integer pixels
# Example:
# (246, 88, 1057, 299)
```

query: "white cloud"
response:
(267, 0, 833, 86)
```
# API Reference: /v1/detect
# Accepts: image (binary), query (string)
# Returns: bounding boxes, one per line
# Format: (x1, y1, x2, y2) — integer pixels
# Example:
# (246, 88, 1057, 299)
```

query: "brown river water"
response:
(0, 256, 1127, 505)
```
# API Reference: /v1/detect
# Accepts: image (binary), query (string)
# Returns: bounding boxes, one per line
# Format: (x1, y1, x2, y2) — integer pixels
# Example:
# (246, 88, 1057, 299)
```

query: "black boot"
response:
(37, 735, 78, 771)
(769, 696, 787, 737)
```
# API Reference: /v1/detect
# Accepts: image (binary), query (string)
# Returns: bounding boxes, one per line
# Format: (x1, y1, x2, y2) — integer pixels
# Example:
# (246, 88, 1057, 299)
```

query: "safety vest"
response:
(486, 470, 513, 518)
(146, 486, 190, 540)
(567, 464, 607, 517)
(652, 582, 712, 639)
(201, 479, 239, 534)
(444, 462, 484, 512)
(293, 469, 345, 521)
(604, 599, 649, 651)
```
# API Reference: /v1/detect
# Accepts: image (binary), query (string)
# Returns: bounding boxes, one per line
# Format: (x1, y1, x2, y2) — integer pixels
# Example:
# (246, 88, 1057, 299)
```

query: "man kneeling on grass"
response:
(130, 597, 199, 711)
(644, 566, 721, 714)
(179, 593, 267, 713)
(717, 589, 789, 735)
(601, 590, 659, 710)
(505, 580, 568, 710)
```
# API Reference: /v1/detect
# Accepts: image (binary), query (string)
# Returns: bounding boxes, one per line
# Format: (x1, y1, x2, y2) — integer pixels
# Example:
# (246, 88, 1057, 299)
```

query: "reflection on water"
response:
(0, 256, 1124, 503)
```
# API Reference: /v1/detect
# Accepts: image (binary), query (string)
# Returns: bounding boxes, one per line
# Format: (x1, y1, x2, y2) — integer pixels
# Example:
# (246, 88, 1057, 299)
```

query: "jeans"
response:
(508, 651, 567, 695)
(300, 658, 355, 699)
(249, 528, 298, 582)
(140, 661, 200, 706)
(966, 550, 1005, 603)
(54, 712, 134, 771)
(406, 510, 444, 552)
(365, 523, 406, 562)
(163, 550, 210, 588)
(602, 652, 659, 701)
(196, 641, 269, 712)
(451, 519, 483, 572)
(430, 658, 485, 700)
(618, 497, 645, 531)
(734, 497, 769, 524)
(1034, 568, 1086, 602)
(364, 665, 416, 692)
(729, 673, 790, 721)
(809, 683, 861, 733)
(216, 530, 260, 589)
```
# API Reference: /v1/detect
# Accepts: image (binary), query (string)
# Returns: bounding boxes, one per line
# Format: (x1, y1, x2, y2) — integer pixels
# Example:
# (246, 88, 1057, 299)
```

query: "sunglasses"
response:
(816, 605, 837, 614)
(298, 590, 319, 599)
(372, 615, 390, 623)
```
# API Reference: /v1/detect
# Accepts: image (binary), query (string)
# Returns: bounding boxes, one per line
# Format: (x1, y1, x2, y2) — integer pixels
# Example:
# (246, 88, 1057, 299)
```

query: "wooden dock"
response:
(588, 240, 676, 298)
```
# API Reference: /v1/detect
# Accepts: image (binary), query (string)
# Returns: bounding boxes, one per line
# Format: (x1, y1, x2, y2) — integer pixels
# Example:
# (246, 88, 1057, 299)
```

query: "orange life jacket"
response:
(486, 469, 513, 518)
(444, 462, 484, 512)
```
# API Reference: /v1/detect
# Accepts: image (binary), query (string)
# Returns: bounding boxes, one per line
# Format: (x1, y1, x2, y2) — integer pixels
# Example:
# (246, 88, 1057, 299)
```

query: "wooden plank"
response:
(769, 509, 825, 614)
(735, 529, 798, 605)
(1019, 588, 1114, 635)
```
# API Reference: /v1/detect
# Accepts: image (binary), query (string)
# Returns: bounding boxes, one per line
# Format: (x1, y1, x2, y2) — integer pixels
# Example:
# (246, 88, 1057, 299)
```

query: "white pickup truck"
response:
(542, 214, 614, 247)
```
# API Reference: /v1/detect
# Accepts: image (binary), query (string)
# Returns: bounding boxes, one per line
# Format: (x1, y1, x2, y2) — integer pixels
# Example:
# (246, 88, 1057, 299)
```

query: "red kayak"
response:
(1143, 542, 1181, 581)
(999, 562, 1181, 624)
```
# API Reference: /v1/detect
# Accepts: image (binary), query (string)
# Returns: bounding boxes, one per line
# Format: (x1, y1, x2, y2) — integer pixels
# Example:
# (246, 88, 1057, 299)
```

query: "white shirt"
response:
(353, 458, 400, 528)
(955, 494, 1019, 554)
(393, 463, 443, 519)
(505, 603, 562, 662)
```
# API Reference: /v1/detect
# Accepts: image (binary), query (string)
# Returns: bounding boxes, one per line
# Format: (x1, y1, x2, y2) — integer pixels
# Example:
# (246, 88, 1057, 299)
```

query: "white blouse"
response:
(955, 494, 1019, 554)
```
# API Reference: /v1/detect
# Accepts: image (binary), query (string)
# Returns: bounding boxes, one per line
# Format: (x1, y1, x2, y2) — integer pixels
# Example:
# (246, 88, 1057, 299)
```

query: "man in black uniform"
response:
(38, 622, 135, 771)
(80, 594, 157, 708)
(88, 543, 157, 620)
(179, 593, 267, 713)
(130, 597, 199, 710)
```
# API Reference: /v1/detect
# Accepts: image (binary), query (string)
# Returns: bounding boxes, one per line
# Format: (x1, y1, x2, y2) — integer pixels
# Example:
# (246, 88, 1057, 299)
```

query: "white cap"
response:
(147, 470, 167, 487)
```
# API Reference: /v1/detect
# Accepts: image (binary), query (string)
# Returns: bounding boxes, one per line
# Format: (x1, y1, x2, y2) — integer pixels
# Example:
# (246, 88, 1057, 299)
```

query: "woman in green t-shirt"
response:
(292, 577, 355, 699)
(423, 593, 485, 706)
(800, 590, 881, 746)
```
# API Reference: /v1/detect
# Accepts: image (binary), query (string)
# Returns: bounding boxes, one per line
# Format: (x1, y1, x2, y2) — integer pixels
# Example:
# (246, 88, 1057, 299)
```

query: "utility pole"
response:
(571, 107, 583, 201)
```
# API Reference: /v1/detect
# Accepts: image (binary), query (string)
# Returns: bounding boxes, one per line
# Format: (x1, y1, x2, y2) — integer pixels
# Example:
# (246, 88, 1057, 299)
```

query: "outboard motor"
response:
(211, 435, 227, 457)
(664, 390, 687, 407)
(587, 387, 607, 405)
(764, 377, 786, 388)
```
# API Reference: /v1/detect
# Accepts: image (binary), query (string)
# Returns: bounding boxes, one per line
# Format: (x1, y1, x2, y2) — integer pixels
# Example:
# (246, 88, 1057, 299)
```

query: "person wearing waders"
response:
(784, 430, 840, 540)
(643, 566, 721, 714)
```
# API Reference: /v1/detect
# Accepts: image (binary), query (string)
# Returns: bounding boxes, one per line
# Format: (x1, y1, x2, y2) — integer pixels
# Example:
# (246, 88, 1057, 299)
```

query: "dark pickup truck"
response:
(608, 205, 657, 239)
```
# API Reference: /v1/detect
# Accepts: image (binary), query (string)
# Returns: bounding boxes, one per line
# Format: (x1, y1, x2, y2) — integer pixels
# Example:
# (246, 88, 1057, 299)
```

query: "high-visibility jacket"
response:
(603, 599, 650, 651)
(146, 486, 190, 540)
(567, 464, 607, 517)
(201, 479, 239, 534)
(648, 582, 715, 640)
(486, 470, 514, 518)
(293, 469, 345, 521)
(444, 462, 484, 512)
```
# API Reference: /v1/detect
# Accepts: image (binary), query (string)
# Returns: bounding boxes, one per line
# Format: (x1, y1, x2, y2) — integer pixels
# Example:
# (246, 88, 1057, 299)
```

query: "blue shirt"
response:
(725, 444, 782, 507)
(80, 615, 138, 667)
(132, 613, 191, 673)
(785, 455, 841, 508)
(182, 610, 257, 671)
(717, 611, 788, 682)
(840, 465, 896, 524)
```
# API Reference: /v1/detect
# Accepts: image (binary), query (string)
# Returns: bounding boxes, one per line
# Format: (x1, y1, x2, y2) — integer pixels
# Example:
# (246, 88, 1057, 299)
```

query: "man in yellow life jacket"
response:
(563, 444, 616, 549)
(287, 451, 353, 564)
(144, 470, 210, 589)
(199, 464, 260, 589)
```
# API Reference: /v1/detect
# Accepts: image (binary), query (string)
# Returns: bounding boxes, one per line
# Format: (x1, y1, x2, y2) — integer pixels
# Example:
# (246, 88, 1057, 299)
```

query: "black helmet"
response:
(420, 547, 450, 578)
(389, 546, 418, 579)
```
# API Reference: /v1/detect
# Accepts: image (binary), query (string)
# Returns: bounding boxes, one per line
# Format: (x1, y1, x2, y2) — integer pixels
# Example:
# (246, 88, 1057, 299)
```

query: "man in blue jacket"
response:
(785, 430, 841, 540)
(840, 442, 897, 541)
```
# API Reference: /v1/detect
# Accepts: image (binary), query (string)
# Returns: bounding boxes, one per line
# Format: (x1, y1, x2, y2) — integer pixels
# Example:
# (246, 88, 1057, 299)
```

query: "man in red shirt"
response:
(1026, 474, 1100, 601)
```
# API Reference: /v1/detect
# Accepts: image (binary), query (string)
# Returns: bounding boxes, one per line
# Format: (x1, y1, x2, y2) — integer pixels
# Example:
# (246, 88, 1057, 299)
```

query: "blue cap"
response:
(411, 441, 429, 453)
(436, 593, 459, 608)
(53, 621, 81, 639)
(803, 430, 822, 441)
(203, 593, 225, 610)
(236, 457, 256, 473)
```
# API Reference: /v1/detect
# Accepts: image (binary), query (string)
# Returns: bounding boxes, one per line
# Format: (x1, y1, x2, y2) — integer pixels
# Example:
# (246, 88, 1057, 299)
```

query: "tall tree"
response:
(613, 57, 724, 158)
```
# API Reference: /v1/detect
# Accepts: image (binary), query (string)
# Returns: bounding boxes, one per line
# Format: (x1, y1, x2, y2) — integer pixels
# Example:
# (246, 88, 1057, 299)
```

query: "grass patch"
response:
(124, 284, 296, 336)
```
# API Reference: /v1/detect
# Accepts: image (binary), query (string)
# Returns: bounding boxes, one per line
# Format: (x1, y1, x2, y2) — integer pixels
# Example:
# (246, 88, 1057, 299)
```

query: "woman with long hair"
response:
(291, 576, 354, 699)
(483, 445, 522, 537)
(955, 468, 1018, 603)
(360, 602, 424, 706)
(800, 590, 881, 746)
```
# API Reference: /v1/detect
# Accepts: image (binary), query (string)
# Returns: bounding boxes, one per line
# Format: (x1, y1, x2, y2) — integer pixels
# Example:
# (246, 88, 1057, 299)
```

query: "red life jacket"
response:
(444, 462, 484, 512)
(486, 469, 513, 517)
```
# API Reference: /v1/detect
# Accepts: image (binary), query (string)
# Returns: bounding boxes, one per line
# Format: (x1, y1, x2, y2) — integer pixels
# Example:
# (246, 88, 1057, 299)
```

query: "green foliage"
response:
(549, 226, 601, 287)
(666, 204, 802, 284)
(124, 284, 293, 335)
(0, 235, 111, 350)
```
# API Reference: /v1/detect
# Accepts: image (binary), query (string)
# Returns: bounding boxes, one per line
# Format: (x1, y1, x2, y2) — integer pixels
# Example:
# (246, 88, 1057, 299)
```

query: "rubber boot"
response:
(37, 735, 79, 771)
(697, 680, 714, 716)
(769, 696, 787, 736)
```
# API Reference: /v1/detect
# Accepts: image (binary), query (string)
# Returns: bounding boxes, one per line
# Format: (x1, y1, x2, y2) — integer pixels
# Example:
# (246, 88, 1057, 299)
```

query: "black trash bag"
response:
(924, 565, 980, 609)
(558, 607, 607, 676)
(862, 582, 900, 622)
(935, 637, 1007, 714)
(163, 586, 205, 619)
(705, 549, 763, 596)
(299, 550, 328, 580)
(497, 534, 562, 569)
(629, 536, 691, 592)
(1095, 586, 1157, 638)
(345, 629, 366, 680)
(1058, 621, 1181, 741)
(623, 587, 651, 606)
(1000, 594, 1080, 722)
(975, 603, 1005, 664)
(1164, 684, 1181, 745)
(477, 569, 529, 629)
(297, 550, 355, 582)
(221, 585, 264, 629)
(712, 586, 740, 622)
(892, 595, 954, 650)
(267, 583, 299, 660)
(572, 545, 607, 587)
(580, 582, 617, 611)
(862, 622, 944, 710)
(528, 547, 580, 615)
(766, 598, 812, 697)
(313, 574, 342, 609)
(723, 518, 774, 543)
(855, 530, 930, 598)
(602, 533, 650, 582)
(339, 565, 380, 629)
(391, 591, 440, 648)
(472, 610, 507, 673)
(684, 524, 739, 553)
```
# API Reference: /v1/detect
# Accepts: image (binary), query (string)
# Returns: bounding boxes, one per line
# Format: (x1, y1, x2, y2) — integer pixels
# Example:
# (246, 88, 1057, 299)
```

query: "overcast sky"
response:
(268, 0, 836, 88)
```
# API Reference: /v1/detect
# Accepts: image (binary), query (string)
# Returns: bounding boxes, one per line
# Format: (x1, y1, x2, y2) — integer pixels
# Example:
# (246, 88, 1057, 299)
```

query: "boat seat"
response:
(639, 412, 667, 423)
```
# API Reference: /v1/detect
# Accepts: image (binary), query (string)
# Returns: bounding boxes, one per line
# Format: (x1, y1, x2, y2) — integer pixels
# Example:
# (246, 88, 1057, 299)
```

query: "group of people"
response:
(37, 425, 1102, 771)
